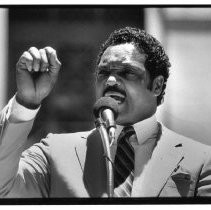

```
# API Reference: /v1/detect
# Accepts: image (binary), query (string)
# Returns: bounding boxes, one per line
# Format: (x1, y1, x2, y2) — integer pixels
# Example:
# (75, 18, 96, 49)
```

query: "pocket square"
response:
(168, 172, 194, 196)
(171, 172, 191, 181)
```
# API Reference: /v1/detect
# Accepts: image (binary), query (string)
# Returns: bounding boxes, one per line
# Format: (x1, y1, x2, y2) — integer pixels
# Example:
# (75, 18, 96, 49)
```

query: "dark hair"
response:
(96, 26, 171, 106)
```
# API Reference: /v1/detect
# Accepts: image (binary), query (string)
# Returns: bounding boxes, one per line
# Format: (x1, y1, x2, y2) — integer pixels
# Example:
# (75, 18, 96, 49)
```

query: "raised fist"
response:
(16, 46, 61, 109)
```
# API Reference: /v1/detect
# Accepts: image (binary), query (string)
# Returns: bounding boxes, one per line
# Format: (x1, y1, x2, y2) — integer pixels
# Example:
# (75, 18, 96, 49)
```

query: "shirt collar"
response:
(114, 115, 158, 145)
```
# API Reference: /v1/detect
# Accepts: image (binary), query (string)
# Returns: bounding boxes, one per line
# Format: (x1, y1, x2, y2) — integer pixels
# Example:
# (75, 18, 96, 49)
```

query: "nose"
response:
(106, 75, 117, 86)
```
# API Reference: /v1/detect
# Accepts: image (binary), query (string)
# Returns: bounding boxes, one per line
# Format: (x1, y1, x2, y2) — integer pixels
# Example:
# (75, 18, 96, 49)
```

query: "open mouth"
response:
(104, 91, 126, 104)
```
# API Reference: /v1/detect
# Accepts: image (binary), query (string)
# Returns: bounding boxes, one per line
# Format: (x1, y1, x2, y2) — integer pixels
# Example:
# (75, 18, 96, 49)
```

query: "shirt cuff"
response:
(6, 95, 40, 122)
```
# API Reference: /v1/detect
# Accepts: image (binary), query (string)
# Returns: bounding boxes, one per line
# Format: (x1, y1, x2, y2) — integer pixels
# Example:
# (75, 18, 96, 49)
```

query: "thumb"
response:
(44, 46, 61, 75)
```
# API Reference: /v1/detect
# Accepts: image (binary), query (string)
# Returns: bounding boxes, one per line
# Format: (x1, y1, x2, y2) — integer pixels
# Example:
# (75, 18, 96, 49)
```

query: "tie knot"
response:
(123, 125, 135, 136)
(118, 126, 135, 144)
(123, 125, 134, 132)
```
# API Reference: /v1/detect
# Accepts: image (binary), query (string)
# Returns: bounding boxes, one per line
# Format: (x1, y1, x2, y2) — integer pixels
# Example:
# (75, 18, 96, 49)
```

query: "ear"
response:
(151, 75, 164, 96)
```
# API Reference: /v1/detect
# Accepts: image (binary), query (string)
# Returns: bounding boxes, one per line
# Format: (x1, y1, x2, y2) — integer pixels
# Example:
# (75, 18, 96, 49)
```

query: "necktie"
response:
(114, 126, 135, 197)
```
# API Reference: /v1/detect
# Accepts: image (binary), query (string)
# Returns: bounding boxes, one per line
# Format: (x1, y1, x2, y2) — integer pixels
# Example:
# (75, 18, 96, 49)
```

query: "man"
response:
(0, 27, 211, 198)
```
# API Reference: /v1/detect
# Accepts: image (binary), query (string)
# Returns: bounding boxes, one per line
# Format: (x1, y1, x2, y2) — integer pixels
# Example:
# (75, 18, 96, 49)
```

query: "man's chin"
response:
(116, 114, 133, 126)
(116, 112, 146, 126)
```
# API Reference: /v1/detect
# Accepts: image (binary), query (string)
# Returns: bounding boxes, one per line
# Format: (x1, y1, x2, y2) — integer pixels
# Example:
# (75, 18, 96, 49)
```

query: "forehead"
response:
(99, 43, 146, 66)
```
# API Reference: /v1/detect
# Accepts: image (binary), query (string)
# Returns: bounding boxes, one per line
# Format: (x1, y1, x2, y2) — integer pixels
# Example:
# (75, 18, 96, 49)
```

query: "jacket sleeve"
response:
(196, 146, 211, 196)
(0, 103, 50, 198)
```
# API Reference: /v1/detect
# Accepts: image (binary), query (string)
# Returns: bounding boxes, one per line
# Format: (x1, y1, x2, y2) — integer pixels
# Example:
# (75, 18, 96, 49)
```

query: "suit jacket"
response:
(0, 106, 211, 198)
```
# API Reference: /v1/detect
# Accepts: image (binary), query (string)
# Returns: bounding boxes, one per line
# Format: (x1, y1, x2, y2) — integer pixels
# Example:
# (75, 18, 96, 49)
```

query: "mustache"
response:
(103, 85, 126, 96)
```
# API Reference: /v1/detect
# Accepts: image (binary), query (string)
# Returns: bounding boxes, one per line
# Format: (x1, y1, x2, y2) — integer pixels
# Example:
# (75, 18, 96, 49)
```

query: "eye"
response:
(126, 70, 136, 76)
(97, 69, 110, 78)
(119, 69, 137, 79)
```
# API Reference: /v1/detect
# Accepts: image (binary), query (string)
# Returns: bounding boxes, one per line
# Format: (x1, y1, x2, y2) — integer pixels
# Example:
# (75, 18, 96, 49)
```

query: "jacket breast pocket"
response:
(163, 172, 195, 197)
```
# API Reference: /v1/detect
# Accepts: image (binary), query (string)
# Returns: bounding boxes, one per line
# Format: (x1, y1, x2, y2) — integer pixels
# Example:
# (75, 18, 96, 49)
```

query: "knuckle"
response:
(28, 46, 37, 52)
(39, 49, 48, 58)
(28, 47, 40, 60)
(45, 46, 56, 54)
(21, 51, 33, 61)
(39, 49, 44, 54)
(51, 49, 56, 55)
(44, 46, 52, 50)
(44, 46, 50, 52)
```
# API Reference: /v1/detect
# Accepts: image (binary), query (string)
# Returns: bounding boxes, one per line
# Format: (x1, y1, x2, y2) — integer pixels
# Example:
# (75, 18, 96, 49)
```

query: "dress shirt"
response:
(6, 95, 40, 123)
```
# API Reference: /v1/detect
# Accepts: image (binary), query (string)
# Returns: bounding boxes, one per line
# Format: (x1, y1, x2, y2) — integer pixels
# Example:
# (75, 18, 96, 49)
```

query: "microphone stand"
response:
(95, 118, 114, 197)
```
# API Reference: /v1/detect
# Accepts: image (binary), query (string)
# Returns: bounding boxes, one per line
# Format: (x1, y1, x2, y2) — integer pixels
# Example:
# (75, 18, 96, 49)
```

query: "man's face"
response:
(95, 43, 157, 125)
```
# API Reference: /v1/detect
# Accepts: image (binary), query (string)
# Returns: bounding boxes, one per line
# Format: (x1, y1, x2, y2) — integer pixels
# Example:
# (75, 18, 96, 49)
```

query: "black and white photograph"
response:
(0, 6, 211, 204)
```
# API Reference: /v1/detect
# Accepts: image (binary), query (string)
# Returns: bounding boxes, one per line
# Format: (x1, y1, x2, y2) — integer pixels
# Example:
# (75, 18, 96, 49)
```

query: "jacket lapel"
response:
(131, 126, 185, 197)
(75, 129, 107, 197)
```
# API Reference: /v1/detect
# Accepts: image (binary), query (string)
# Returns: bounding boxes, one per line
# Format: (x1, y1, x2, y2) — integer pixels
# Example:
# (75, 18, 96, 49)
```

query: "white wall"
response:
(146, 8, 211, 145)
(0, 9, 8, 110)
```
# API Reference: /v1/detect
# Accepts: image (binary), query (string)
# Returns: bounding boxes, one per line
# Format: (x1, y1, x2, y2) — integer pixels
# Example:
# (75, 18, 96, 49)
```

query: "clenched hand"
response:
(16, 46, 61, 109)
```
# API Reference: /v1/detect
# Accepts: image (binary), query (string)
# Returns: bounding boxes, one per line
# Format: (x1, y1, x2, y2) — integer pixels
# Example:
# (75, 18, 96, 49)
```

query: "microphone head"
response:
(93, 97, 118, 119)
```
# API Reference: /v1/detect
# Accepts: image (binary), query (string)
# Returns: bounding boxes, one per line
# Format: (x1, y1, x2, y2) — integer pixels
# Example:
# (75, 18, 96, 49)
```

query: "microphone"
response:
(93, 97, 118, 144)
(93, 96, 118, 197)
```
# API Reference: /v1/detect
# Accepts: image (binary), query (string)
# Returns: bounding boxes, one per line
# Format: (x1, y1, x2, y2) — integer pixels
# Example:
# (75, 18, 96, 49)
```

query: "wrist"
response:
(16, 94, 41, 110)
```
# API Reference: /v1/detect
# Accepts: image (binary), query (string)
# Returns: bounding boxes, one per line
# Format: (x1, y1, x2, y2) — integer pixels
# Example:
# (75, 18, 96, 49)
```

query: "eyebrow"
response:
(97, 63, 144, 73)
